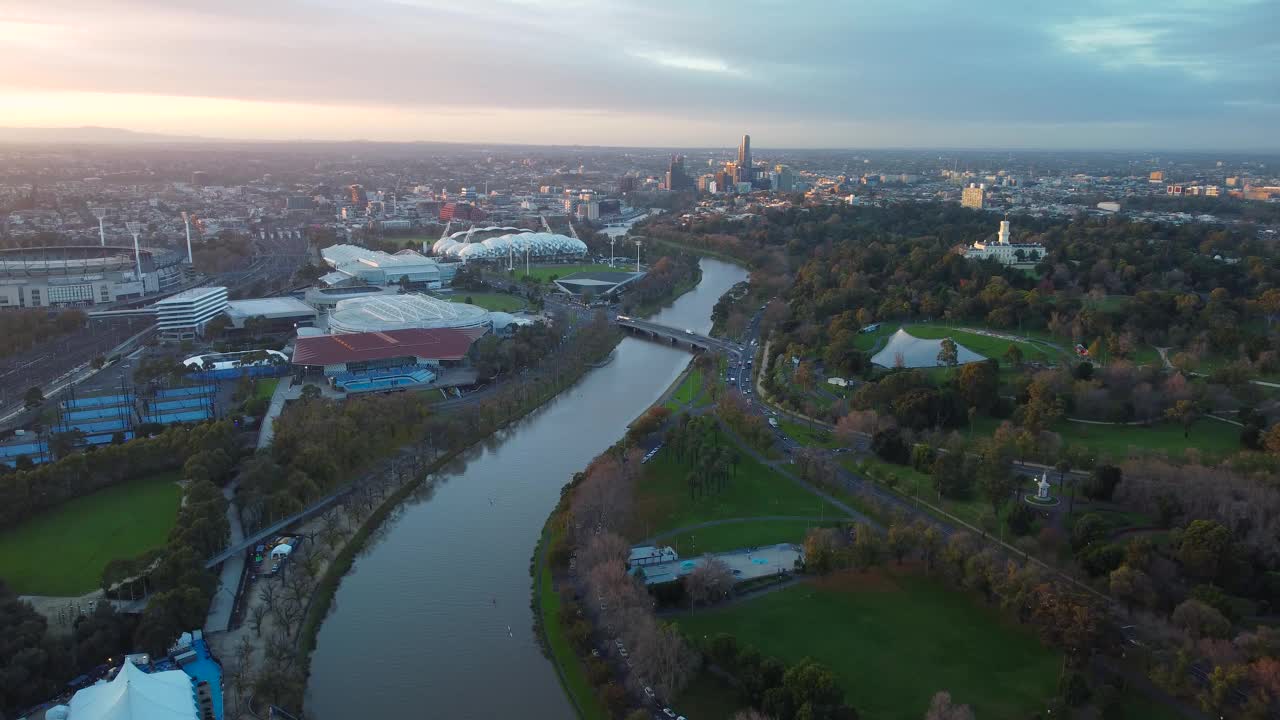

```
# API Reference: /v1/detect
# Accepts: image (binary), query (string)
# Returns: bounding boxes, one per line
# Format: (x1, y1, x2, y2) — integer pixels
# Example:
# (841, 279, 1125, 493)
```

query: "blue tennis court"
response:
(63, 394, 131, 409)
(156, 386, 216, 399)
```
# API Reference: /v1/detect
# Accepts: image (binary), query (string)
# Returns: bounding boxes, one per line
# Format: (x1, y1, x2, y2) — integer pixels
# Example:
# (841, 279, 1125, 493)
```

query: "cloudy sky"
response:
(2, 0, 1277, 148)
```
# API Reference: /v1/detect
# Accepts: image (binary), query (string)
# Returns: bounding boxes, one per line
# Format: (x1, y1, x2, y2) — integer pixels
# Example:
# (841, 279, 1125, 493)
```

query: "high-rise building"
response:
(665, 154, 694, 191)
(737, 134, 752, 181)
(349, 184, 368, 206)
(961, 184, 985, 209)
(771, 165, 796, 192)
(1149, 171, 1164, 183)
(619, 175, 639, 193)
(191, 171, 209, 187)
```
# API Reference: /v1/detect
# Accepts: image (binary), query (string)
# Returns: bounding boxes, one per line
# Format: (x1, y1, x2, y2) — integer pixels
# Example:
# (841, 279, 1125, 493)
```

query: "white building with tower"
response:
(964, 220, 1045, 267)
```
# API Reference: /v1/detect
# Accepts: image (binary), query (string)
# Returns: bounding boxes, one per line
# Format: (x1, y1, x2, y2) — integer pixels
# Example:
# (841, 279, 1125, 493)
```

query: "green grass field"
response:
(777, 418, 841, 449)
(630, 427, 846, 542)
(518, 264, 620, 284)
(668, 368, 705, 408)
(1057, 417, 1241, 461)
(663, 519, 838, 556)
(447, 292, 527, 312)
(254, 378, 280, 401)
(904, 324, 1058, 365)
(538, 549, 609, 720)
(677, 570, 1061, 720)
(0, 473, 183, 595)
(853, 325, 894, 352)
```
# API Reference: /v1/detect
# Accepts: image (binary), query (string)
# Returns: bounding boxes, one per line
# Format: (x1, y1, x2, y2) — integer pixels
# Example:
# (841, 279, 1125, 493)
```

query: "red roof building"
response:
(291, 327, 485, 369)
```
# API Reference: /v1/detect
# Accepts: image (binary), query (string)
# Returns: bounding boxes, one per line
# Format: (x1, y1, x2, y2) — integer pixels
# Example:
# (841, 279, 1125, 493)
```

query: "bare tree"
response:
(684, 557, 734, 611)
(250, 603, 268, 637)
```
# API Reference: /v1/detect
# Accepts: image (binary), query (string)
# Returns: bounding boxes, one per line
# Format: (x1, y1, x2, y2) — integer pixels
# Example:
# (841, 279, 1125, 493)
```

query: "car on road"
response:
(684, 329, 695, 335)
(662, 709, 677, 718)
(644, 686, 655, 701)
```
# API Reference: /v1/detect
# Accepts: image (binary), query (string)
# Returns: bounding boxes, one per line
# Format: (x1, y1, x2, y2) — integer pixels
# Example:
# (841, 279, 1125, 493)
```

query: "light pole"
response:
(91, 208, 107, 246)
(180, 211, 193, 265)
(124, 221, 144, 284)
(634, 240, 642, 273)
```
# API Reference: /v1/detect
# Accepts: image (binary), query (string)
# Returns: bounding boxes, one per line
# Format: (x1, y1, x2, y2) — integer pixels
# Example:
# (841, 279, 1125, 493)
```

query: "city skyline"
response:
(3, 0, 1278, 150)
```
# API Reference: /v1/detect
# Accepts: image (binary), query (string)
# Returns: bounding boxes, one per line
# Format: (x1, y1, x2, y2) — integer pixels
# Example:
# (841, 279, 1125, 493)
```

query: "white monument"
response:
(1037, 472, 1051, 501)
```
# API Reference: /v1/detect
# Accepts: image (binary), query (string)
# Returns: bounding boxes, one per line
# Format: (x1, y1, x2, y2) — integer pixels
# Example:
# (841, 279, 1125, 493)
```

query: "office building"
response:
(665, 154, 695, 192)
(771, 165, 796, 192)
(348, 184, 368, 206)
(737, 134, 752, 182)
(154, 286, 229, 339)
(1149, 171, 1164, 183)
(961, 184, 985, 209)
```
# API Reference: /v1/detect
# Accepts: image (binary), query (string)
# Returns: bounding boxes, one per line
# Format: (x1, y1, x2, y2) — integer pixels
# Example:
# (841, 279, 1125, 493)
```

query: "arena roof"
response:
(292, 327, 485, 366)
(225, 297, 317, 322)
(328, 293, 489, 334)
(553, 270, 645, 296)
(0, 244, 179, 275)
(433, 232, 587, 262)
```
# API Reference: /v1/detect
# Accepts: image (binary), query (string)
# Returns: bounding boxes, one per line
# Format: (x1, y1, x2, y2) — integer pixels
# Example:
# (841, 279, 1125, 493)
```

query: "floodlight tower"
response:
(610, 236, 616, 267)
(91, 208, 107, 246)
(180, 211, 194, 264)
(125, 221, 144, 283)
(508, 240, 514, 272)
(634, 240, 642, 273)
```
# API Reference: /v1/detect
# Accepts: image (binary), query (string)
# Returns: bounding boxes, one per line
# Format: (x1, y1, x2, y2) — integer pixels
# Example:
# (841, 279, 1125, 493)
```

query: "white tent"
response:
(68, 660, 195, 720)
(870, 329, 985, 368)
(270, 544, 293, 558)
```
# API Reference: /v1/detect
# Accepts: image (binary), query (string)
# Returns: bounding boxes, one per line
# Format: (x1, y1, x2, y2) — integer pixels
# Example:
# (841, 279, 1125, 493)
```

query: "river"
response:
(306, 258, 747, 719)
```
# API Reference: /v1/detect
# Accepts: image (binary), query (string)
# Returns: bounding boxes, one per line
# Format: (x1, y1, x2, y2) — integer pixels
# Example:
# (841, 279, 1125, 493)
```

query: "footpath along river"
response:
(307, 258, 747, 718)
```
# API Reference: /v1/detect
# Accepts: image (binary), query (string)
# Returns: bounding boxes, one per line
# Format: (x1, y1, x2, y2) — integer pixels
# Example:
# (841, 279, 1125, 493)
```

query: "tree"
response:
(685, 557, 734, 611)
(1177, 519, 1231, 583)
(977, 455, 1017, 517)
(1164, 399, 1198, 438)
(1002, 343, 1023, 367)
(300, 384, 321, 402)
(937, 337, 958, 367)
(1082, 464, 1121, 500)
(887, 523, 917, 564)
(924, 691, 974, 720)
(23, 386, 43, 408)
(1171, 598, 1231, 639)
(1071, 513, 1107, 552)
(1108, 564, 1153, 613)
(955, 360, 998, 411)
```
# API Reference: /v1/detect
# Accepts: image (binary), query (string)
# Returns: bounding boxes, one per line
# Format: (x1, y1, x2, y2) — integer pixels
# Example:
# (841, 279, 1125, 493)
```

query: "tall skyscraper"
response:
(666, 154, 694, 191)
(736, 134, 752, 183)
(961, 184, 985, 209)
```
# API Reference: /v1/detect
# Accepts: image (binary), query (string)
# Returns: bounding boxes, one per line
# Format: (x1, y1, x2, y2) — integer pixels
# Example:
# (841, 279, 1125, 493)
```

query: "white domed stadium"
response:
(434, 231, 587, 263)
(327, 293, 491, 334)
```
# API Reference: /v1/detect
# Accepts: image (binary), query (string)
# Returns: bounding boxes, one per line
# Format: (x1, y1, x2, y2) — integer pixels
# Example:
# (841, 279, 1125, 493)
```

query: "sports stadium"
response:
(431, 229, 587, 263)
(326, 293, 491, 334)
(0, 245, 186, 308)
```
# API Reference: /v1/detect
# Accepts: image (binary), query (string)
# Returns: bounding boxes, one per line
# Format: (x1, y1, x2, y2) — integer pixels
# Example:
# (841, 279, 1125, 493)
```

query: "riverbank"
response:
(647, 236, 750, 268)
(303, 258, 748, 719)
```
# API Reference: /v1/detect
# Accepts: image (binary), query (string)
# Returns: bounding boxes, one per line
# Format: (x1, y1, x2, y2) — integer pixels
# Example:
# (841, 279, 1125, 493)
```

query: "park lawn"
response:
(663, 519, 839, 556)
(254, 377, 280, 401)
(671, 368, 704, 406)
(629, 427, 846, 542)
(519, 264, 618, 284)
(1057, 417, 1241, 462)
(777, 418, 841, 450)
(677, 569, 1061, 720)
(538, 555, 610, 720)
(904, 324, 1057, 365)
(853, 324, 894, 352)
(448, 291, 526, 312)
(0, 472, 183, 596)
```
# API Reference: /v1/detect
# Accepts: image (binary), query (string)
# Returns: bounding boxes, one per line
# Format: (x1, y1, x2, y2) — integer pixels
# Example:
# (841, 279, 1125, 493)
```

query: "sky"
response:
(1, 0, 1277, 149)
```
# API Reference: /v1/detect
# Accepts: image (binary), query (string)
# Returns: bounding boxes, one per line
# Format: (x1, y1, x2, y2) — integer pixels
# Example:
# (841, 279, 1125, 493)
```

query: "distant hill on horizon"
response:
(0, 126, 213, 144)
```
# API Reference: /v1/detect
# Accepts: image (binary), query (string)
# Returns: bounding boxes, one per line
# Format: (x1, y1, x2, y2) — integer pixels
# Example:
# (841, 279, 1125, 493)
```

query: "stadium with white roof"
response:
(432, 230, 587, 263)
(326, 293, 491, 334)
